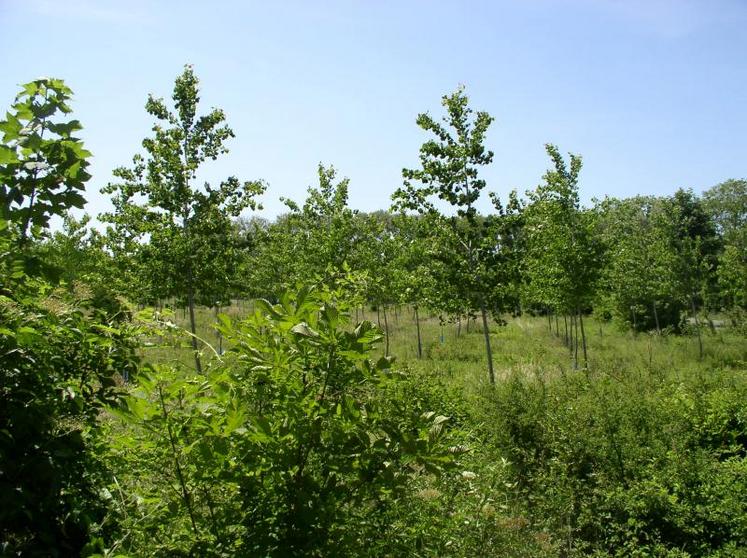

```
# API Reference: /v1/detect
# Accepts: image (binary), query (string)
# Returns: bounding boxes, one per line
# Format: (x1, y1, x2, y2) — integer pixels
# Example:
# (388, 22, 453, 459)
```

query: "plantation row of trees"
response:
(1, 67, 745, 555)
(27, 67, 745, 379)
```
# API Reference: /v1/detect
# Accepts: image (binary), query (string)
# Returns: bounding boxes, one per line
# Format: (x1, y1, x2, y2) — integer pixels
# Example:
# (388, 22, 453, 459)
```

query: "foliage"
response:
(523, 145, 600, 314)
(104, 285, 457, 556)
(702, 179, 746, 245)
(0, 78, 91, 247)
(101, 65, 265, 371)
(595, 196, 683, 331)
(394, 85, 499, 382)
(0, 222, 139, 555)
(482, 364, 747, 557)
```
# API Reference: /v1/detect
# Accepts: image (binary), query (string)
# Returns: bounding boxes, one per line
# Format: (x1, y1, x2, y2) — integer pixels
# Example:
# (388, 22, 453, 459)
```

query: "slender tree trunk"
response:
(702, 302, 716, 334)
(480, 303, 496, 385)
(631, 306, 637, 332)
(547, 307, 552, 332)
(466, 315, 471, 334)
(186, 268, 203, 374)
(158, 386, 199, 535)
(652, 300, 661, 335)
(578, 309, 588, 369)
(573, 313, 579, 370)
(564, 314, 569, 349)
(376, 307, 381, 328)
(382, 304, 390, 357)
(457, 318, 462, 337)
(215, 305, 222, 355)
(690, 294, 704, 360)
(555, 313, 560, 337)
(414, 305, 423, 359)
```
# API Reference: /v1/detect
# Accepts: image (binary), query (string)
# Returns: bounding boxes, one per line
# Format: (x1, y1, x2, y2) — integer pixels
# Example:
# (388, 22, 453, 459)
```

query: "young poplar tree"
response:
(0, 78, 91, 249)
(393, 86, 497, 384)
(524, 144, 600, 368)
(389, 213, 437, 358)
(102, 65, 265, 373)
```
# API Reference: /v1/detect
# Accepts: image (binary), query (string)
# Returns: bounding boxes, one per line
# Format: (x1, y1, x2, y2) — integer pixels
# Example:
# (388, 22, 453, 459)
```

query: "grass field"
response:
(147, 300, 747, 390)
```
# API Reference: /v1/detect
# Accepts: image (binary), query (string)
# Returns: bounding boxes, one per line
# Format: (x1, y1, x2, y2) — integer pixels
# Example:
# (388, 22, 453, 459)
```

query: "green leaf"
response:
(0, 145, 18, 164)
(291, 322, 319, 338)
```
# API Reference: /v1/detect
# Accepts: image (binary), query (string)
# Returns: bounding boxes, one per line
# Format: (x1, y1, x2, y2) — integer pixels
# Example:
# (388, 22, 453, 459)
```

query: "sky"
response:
(1, 0, 746, 222)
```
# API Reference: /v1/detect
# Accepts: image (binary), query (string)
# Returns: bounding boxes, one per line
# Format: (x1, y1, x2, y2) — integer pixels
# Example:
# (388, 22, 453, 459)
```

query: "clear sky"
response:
(1, 0, 746, 221)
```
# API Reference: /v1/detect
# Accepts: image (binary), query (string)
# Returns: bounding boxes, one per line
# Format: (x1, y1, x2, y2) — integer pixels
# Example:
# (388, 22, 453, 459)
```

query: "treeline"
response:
(32, 67, 746, 378)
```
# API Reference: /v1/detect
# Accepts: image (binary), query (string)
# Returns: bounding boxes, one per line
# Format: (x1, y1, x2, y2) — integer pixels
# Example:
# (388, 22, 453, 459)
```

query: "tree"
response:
(0, 78, 91, 248)
(102, 65, 265, 373)
(702, 178, 747, 244)
(523, 145, 601, 368)
(393, 86, 498, 383)
(280, 163, 359, 284)
(666, 189, 721, 357)
(595, 196, 682, 332)
(703, 179, 747, 320)
(388, 213, 438, 358)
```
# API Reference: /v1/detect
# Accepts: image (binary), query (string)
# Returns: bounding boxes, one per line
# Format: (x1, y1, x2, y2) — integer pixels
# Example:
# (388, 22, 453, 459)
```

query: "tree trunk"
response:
(652, 300, 661, 335)
(578, 309, 588, 369)
(457, 318, 462, 337)
(382, 304, 390, 357)
(690, 294, 704, 360)
(414, 305, 423, 359)
(555, 313, 559, 337)
(186, 269, 202, 374)
(215, 305, 223, 355)
(547, 308, 552, 332)
(480, 303, 496, 385)
(572, 313, 579, 369)
(564, 314, 569, 348)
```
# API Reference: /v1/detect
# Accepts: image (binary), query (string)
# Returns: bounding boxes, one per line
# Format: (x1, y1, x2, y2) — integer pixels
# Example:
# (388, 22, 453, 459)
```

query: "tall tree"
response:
(102, 65, 265, 373)
(393, 86, 498, 383)
(523, 145, 600, 368)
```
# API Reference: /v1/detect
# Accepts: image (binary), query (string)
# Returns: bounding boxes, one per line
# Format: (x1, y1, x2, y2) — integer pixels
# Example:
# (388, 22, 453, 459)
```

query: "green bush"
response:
(104, 286, 458, 556)
(0, 229, 139, 555)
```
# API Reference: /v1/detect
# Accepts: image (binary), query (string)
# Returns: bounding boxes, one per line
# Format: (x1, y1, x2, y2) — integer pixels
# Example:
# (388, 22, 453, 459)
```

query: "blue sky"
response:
(1, 0, 746, 221)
